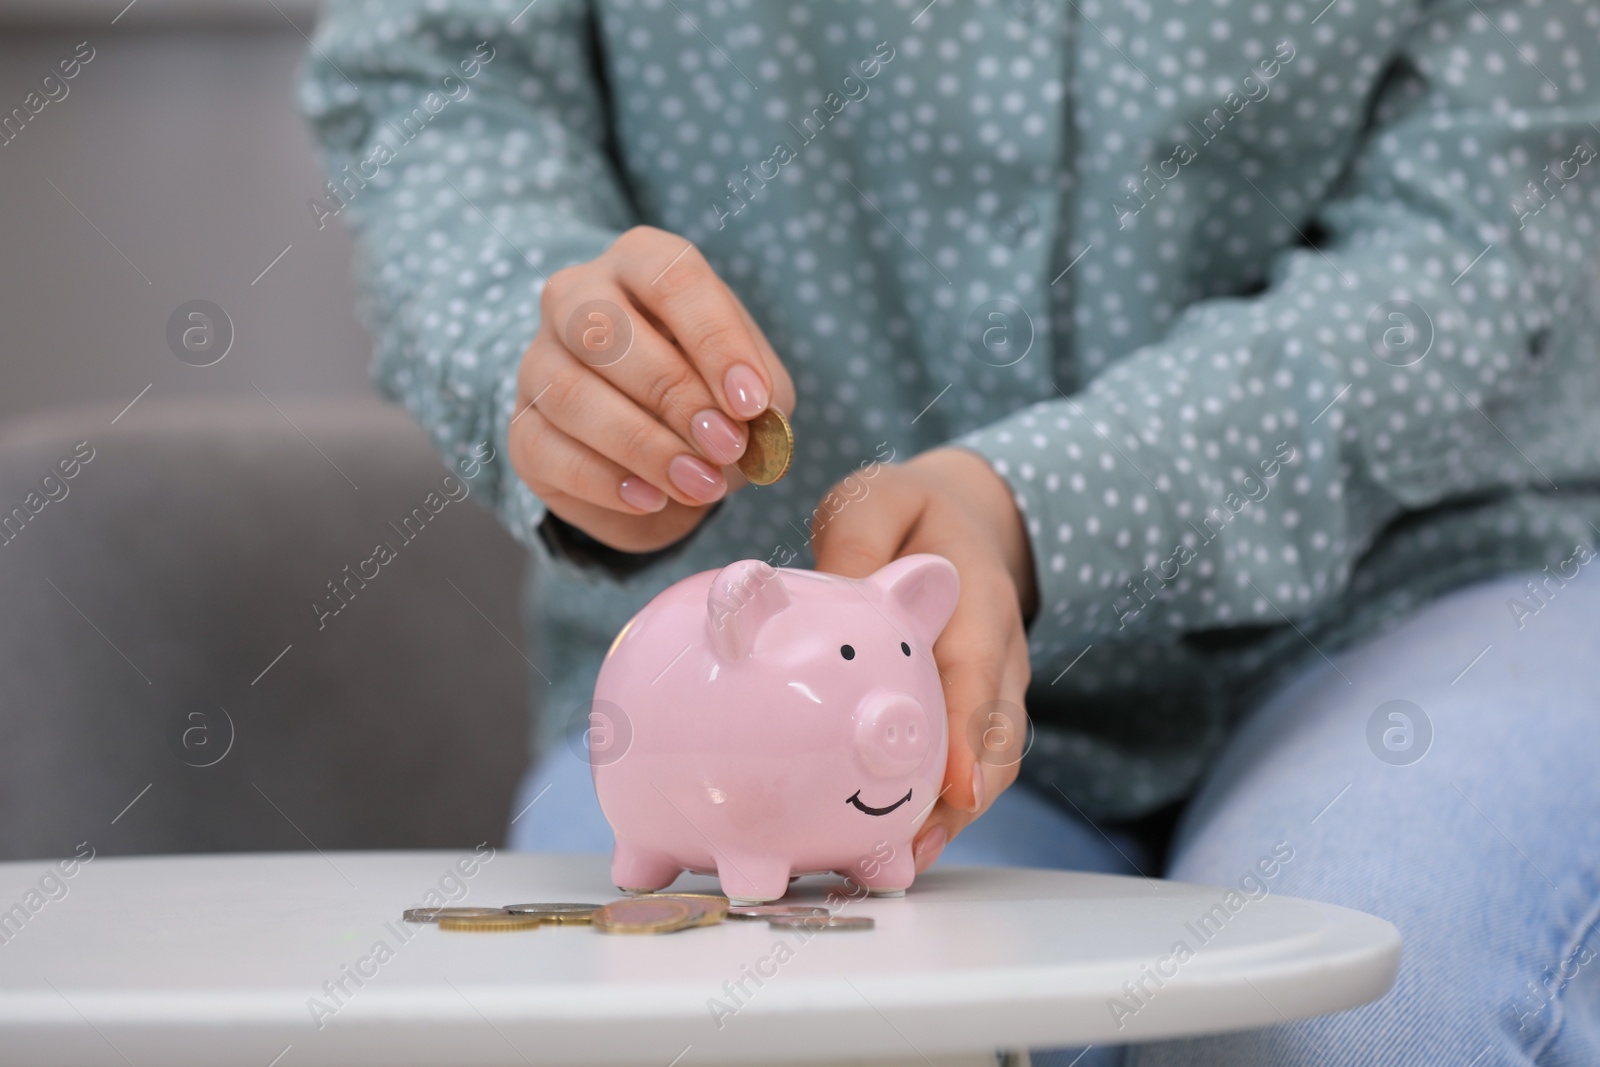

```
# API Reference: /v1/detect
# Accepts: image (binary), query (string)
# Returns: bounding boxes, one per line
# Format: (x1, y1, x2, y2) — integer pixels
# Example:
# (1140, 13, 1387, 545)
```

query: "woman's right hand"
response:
(508, 226, 795, 554)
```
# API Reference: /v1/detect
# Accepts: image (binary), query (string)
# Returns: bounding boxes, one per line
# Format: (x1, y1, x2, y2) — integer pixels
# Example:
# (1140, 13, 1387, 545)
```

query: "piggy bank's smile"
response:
(846, 788, 913, 816)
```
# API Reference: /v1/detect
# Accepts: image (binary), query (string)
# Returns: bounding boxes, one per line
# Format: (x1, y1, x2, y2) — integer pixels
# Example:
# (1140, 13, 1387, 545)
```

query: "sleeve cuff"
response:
(951, 396, 1187, 658)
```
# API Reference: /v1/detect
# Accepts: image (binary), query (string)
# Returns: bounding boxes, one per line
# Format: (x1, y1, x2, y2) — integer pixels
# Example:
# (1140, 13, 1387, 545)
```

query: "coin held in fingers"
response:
(736, 407, 793, 486)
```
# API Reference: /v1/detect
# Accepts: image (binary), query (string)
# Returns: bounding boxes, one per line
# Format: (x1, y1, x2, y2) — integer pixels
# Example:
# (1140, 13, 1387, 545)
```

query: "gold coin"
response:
(646, 894, 728, 927)
(403, 907, 509, 923)
(736, 407, 793, 486)
(437, 913, 545, 932)
(593, 896, 696, 935)
(502, 903, 602, 924)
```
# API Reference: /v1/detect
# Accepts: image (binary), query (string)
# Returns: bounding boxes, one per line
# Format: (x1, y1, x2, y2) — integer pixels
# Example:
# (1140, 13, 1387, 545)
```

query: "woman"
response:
(301, 1, 1600, 1061)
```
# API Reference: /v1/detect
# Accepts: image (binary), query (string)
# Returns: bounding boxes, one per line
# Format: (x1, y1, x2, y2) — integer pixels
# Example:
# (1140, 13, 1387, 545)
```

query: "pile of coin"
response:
(402, 893, 873, 935)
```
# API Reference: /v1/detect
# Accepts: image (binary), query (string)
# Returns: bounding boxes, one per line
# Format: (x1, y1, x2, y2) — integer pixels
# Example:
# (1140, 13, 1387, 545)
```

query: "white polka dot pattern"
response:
(301, 0, 1600, 818)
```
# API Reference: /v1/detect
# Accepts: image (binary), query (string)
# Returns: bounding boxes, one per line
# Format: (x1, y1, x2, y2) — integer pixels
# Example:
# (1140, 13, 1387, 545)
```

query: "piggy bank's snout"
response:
(853, 693, 934, 777)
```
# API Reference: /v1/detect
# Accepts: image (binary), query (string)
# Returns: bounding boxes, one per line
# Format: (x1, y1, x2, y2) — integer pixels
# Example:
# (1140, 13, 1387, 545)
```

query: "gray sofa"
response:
(0, 399, 535, 862)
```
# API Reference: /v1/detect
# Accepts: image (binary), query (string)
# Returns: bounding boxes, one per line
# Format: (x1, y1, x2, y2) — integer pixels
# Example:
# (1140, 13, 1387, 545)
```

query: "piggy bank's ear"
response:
(871, 554, 960, 646)
(706, 560, 792, 659)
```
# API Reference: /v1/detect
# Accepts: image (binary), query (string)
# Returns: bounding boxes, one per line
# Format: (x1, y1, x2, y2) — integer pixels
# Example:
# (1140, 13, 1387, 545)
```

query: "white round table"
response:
(0, 850, 1398, 1066)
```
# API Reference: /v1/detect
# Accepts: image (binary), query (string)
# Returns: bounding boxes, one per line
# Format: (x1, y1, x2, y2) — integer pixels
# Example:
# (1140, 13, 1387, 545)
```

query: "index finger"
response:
(614, 233, 775, 422)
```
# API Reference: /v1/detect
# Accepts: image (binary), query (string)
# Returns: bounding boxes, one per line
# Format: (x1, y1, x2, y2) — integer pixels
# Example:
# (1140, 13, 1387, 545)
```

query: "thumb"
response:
(808, 476, 914, 580)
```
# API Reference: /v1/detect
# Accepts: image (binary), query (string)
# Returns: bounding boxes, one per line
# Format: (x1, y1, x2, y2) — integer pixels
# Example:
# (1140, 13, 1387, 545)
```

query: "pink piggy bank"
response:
(589, 553, 960, 905)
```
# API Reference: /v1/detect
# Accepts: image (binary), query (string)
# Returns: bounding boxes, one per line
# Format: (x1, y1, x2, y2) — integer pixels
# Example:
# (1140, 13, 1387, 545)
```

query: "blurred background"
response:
(0, 0, 535, 861)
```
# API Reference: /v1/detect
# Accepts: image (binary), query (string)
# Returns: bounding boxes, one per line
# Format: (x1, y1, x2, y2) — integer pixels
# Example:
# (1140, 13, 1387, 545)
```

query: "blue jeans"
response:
(507, 569, 1600, 1066)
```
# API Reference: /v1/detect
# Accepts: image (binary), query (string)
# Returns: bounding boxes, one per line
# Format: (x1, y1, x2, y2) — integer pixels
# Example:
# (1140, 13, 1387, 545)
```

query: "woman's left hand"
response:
(810, 447, 1038, 872)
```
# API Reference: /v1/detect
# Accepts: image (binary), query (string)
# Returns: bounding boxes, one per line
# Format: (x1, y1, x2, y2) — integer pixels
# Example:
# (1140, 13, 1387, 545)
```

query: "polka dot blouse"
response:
(301, 0, 1600, 819)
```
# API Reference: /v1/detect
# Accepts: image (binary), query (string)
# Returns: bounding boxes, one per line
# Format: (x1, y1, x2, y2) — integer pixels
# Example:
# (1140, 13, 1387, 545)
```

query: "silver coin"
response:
(726, 905, 831, 922)
(502, 902, 603, 924)
(767, 915, 874, 931)
(402, 906, 509, 923)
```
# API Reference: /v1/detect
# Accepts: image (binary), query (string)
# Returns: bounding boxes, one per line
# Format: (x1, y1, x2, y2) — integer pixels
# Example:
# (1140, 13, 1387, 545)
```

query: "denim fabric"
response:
(507, 569, 1600, 1065)
(1128, 566, 1600, 1067)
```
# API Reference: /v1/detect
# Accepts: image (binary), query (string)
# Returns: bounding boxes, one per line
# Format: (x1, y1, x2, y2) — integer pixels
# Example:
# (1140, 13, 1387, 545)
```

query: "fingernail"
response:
(618, 476, 667, 512)
(970, 761, 986, 814)
(690, 408, 746, 465)
(668, 454, 726, 503)
(914, 824, 947, 873)
(723, 364, 769, 419)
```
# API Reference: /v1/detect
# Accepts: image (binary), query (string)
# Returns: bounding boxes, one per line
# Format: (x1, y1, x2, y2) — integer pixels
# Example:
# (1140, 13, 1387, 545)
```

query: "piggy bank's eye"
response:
(901, 641, 911, 656)
(840, 644, 855, 660)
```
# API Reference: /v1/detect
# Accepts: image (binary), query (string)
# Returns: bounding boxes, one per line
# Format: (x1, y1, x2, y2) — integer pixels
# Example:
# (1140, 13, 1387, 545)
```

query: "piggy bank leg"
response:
(716, 855, 793, 906)
(839, 844, 917, 897)
(611, 840, 682, 894)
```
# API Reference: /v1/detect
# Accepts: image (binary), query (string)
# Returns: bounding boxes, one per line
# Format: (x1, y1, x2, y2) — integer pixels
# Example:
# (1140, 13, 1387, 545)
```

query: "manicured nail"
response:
(668, 454, 726, 503)
(723, 364, 769, 419)
(618, 476, 667, 512)
(914, 824, 947, 873)
(690, 408, 746, 465)
(970, 761, 986, 814)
